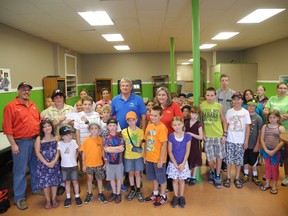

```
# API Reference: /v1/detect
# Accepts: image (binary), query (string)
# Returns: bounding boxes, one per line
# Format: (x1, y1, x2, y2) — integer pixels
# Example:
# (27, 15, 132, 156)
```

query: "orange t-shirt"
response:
(80, 136, 103, 167)
(144, 122, 168, 163)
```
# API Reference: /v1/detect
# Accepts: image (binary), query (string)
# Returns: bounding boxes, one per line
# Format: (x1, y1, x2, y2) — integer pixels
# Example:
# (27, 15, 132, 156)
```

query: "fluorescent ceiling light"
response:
(181, 62, 190, 65)
(237, 9, 285, 23)
(78, 11, 113, 26)
(189, 58, 193, 62)
(102, 34, 124, 42)
(200, 44, 217, 49)
(212, 32, 239, 40)
(114, 45, 130, 51)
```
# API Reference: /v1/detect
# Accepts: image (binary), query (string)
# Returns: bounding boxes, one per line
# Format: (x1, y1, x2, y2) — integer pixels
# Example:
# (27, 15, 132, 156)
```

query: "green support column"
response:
(170, 37, 177, 92)
(191, 0, 203, 183)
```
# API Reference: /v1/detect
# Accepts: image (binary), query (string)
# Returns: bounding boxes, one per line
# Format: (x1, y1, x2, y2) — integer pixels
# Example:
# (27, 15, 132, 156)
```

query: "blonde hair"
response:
(102, 104, 112, 113)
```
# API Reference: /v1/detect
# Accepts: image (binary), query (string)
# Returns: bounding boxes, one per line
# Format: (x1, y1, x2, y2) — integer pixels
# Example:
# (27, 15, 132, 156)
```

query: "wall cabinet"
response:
(95, 78, 112, 101)
(43, 76, 65, 108)
(65, 54, 78, 98)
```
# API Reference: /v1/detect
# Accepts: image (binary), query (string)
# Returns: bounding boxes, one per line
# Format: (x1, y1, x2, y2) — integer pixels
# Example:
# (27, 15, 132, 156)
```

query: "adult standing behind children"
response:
(263, 82, 288, 186)
(96, 88, 112, 105)
(111, 77, 147, 130)
(2, 82, 41, 210)
(42, 89, 74, 136)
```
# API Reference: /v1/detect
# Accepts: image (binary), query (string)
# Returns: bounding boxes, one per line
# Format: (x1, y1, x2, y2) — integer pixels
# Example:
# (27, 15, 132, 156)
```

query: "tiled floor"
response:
(1, 161, 288, 216)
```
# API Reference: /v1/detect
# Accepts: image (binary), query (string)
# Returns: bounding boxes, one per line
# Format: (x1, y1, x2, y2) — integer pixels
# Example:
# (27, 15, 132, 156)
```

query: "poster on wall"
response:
(0, 68, 11, 93)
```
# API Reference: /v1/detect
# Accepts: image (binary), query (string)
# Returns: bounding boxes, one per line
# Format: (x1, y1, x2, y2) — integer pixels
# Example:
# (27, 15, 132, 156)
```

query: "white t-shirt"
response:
(57, 139, 78, 167)
(74, 111, 101, 144)
(226, 107, 251, 143)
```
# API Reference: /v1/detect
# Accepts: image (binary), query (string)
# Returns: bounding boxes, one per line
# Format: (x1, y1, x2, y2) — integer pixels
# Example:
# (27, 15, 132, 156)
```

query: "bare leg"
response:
(116, 179, 121, 194)
(135, 171, 141, 188)
(97, 180, 103, 194)
(226, 164, 232, 179)
(128, 171, 135, 187)
(179, 179, 185, 197)
(87, 174, 93, 194)
(216, 158, 222, 175)
(110, 179, 116, 194)
(43, 187, 51, 209)
(172, 179, 179, 197)
(51, 186, 58, 208)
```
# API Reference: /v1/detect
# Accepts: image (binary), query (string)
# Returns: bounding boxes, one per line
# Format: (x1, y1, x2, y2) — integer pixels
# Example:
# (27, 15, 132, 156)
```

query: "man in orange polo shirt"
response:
(2, 82, 41, 210)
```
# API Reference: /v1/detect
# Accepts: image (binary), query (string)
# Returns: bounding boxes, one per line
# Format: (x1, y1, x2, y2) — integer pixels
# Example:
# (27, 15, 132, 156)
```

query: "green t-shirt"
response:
(201, 101, 223, 138)
(265, 95, 288, 130)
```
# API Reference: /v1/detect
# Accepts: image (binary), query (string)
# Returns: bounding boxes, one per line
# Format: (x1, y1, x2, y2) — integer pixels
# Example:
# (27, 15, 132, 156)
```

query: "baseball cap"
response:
(126, 111, 137, 120)
(247, 99, 258, 106)
(59, 126, 73, 136)
(231, 92, 243, 99)
(186, 93, 193, 98)
(18, 82, 33, 90)
(51, 89, 65, 99)
(107, 118, 118, 125)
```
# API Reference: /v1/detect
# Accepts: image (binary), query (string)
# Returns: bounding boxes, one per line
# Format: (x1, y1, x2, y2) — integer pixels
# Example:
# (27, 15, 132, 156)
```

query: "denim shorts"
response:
(145, 161, 167, 185)
(61, 166, 78, 181)
(124, 158, 145, 172)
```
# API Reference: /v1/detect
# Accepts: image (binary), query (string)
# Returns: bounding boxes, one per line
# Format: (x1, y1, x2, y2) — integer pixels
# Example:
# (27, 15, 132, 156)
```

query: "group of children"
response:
(35, 87, 286, 210)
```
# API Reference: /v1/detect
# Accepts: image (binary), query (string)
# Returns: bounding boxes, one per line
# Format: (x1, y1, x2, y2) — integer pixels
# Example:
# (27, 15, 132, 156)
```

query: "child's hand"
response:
(221, 136, 226, 144)
(157, 160, 163, 168)
(244, 142, 248, 150)
(253, 145, 259, 152)
(268, 150, 275, 157)
(82, 166, 86, 173)
(81, 116, 88, 122)
(178, 163, 185, 172)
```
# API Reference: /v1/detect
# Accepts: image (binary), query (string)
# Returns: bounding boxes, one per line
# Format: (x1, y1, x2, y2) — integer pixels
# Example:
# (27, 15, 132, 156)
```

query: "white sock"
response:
(244, 169, 249, 175)
(153, 190, 159, 195)
(75, 194, 80, 198)
(66, 193, 71, 199)
(253, 171, 257, 176)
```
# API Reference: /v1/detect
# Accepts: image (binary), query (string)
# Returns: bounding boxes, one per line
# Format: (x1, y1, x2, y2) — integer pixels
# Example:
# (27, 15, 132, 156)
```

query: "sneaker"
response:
(115, 194, 122, 204)
(136, 191, 144, 202)
(185, 178, 191, 185)
(171, 196, 179, 208)
(252, 175, 262, 186)
(120, 184, 128, 192)
(75, 197, 82, 207)
(153, 195, 167, 207)
(108, 193, 117, 202)
(98, 193, 107, 204)
(16, 199, 28, 210)
(241, 174, 249, 183)
(281, 175, 288, 187)
(84, 193, 93, 204)
(144, 193, 158, 202)
(188, 178, 196, 186)
(57, 186, 65, 196)
(127, 190, 136, 201)
(208, 170, 215, 184)
(178, 196, 186, 208)
(64, 198, 71, 208)
(214, 174, 222, 189)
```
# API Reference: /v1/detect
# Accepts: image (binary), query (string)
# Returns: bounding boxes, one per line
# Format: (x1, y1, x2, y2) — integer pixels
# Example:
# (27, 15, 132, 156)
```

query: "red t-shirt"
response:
(147, 102, 184, 134)
(2, 97, 40, 139)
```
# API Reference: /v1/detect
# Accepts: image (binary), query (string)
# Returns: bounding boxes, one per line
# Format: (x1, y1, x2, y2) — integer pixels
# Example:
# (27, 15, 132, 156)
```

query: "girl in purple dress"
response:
(35, 119, 62, 209)
(166, 117, 191, 208)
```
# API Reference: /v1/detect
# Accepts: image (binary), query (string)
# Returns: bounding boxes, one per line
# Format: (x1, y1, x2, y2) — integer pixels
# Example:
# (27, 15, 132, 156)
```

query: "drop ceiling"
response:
(0, 0, 287, 54)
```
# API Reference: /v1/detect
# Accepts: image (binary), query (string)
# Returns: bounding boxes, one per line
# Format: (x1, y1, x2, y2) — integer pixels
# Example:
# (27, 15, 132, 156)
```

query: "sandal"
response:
(270, 188, 278, 195)
(223, 178, 231, 188)
(234, 178, 243, 189)
(260, 185, 271, 191)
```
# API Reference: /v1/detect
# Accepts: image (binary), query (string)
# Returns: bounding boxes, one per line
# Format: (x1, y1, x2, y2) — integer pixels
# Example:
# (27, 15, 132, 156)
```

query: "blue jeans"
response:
(12, 138, 38, 202)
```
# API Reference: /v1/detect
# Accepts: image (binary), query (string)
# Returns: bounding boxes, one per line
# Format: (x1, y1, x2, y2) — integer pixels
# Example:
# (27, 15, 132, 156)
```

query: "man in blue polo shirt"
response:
(111, 77, 147, 131)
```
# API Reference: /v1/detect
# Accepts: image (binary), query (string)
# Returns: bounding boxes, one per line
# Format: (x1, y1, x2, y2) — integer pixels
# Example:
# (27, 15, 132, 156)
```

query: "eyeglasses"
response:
(278, 87, 288, 90)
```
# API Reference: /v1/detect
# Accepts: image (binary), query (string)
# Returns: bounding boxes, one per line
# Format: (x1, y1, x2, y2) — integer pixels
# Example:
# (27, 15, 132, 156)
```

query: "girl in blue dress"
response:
(35, 118, 62, 209)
